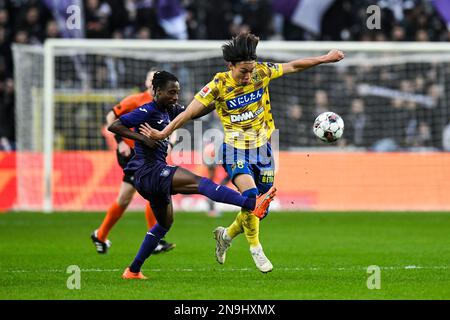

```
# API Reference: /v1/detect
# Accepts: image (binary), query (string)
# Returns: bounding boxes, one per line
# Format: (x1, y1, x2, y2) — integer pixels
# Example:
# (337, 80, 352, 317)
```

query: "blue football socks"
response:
(129, 223, 168, 273)
(198, 177, 256, 210)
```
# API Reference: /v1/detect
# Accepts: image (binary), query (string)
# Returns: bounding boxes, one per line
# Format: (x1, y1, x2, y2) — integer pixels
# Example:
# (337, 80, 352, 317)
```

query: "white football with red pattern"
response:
(313, 112, 344, 143)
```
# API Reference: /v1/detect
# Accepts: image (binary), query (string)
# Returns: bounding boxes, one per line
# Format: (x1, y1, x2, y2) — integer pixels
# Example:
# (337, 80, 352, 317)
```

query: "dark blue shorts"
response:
(133, 162, 178, 207)
(220, 142, 275, 195)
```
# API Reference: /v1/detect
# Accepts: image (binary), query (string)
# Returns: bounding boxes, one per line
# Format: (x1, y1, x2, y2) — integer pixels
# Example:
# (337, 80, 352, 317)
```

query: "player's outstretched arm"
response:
(108, 119, 160, 149)
(192, 102, 215, 120)
(139, 99, 208, 140)
(282, 49, 344, 75)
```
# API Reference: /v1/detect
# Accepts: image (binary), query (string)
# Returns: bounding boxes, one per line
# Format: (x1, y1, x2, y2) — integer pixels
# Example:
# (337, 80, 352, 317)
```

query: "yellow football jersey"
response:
(195, 62, 283, 149)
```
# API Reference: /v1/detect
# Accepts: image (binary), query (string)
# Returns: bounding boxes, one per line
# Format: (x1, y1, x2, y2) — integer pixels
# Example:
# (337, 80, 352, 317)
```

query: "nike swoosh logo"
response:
(215, 186, 220, 191)
(157, 120, 163, 124)
(147, 232, 155, 236)
(139, 107, 148, 113)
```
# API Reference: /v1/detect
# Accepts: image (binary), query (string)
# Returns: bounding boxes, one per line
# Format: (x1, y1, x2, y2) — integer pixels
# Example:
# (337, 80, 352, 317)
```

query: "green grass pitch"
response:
(1, 211, 449, 300)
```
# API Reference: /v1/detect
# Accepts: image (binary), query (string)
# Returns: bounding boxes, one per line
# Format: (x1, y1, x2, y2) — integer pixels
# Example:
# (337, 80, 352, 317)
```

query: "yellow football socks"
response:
(226, 211, 244, 239)
(241, 210, 260, 248)
(225, 210, 261, 247)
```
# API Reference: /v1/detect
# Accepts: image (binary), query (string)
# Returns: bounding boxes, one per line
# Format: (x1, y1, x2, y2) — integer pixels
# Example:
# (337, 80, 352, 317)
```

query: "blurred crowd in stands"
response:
(0, 0, 449, 151)
(275, 61, 449, 151)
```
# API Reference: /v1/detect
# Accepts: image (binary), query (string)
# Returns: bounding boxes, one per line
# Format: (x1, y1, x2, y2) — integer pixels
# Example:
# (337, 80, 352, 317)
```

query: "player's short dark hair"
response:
(222, 32, 259, 64)
(152, 71, 179, 92)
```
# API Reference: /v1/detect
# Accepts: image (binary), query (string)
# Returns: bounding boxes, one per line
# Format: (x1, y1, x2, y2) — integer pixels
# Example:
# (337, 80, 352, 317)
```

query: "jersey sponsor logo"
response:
(226, 88, 263, 110)
(139, 107, 148, 113)
(198, 85, 211, 97)
(230, 106, 264, 123)
(230, 111, 254, 123)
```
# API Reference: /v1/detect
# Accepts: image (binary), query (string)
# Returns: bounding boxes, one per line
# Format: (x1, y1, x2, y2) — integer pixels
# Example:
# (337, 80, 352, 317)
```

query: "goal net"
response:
(12, 40, 450, 212)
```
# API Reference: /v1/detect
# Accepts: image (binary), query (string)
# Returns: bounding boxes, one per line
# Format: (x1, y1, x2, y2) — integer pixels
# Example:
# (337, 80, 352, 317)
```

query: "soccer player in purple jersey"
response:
(108, 71, 276, 279)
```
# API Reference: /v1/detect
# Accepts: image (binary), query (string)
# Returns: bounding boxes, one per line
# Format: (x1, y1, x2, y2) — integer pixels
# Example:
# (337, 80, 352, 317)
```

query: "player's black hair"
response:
(222, 32, 259, 64)
(152, 71, 179, 92)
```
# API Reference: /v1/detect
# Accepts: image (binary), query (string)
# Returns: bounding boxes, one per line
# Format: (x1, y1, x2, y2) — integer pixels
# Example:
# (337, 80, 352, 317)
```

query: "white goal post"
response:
(13, 40, 450, 212)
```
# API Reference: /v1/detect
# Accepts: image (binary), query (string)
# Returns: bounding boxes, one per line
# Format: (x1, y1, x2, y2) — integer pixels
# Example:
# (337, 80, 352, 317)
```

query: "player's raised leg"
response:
(170, 166, 274, 212)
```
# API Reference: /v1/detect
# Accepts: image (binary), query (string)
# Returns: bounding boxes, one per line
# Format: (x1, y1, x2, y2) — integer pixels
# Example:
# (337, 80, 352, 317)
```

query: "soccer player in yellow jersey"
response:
(139, 32, 344, 273)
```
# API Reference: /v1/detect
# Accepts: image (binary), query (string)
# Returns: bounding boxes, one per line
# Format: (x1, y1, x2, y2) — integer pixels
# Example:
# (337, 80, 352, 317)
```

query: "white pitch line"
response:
(2, 265, 449, 274)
